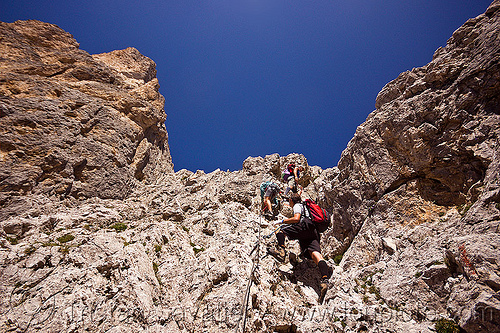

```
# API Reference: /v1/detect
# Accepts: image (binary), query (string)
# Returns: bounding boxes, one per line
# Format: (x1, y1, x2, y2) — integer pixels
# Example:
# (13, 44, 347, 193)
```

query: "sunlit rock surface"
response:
(1, 2, 499, 332)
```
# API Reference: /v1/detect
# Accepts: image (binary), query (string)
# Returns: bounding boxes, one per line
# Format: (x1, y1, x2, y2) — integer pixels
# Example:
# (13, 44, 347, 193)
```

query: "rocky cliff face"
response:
(0, 2, 499, 333)
(0, 20, 173, 220)
(314, 2, 500, 331)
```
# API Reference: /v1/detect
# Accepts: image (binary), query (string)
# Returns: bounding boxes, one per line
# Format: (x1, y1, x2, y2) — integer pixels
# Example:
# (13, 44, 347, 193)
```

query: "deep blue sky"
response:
(1, 1, 493, 172)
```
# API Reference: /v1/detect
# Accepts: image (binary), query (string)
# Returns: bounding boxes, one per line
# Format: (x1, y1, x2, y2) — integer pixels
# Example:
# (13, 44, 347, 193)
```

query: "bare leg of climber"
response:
(310, 250, 329, 303)
(264, 196, 273, 213)
(310, 251, 323, 264)
(310, 251, 329, 278)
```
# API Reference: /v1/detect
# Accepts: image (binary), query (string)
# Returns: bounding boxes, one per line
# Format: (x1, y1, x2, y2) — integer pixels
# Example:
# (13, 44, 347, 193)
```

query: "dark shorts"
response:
(281, 218, 321, 259)
(264, 184, 280, 198)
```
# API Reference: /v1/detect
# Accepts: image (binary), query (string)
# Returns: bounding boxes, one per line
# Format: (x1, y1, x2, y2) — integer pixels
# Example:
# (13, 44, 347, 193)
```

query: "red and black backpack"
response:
(302, 199, 331, 233)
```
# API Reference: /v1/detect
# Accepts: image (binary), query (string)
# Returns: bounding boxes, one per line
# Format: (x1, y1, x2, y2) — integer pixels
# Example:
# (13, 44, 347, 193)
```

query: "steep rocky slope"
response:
(1, 1, 499, 332)
(0, 20, 173, 220)
(313, 2, 500, 331)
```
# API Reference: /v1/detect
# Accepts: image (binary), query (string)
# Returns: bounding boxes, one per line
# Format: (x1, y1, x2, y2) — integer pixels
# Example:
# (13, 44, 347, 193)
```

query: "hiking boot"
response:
(271, 204, 280, 216)
(267, 245, 286, 263)
(263, 211, 274, 220)
(319, 278, 329, 304)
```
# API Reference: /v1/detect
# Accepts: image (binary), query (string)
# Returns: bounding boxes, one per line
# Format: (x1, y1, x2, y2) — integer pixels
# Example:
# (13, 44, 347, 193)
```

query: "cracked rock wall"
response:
(1, 2, 500, 332)
(0, 20, 173, 221)
(312, 1, 500, 332)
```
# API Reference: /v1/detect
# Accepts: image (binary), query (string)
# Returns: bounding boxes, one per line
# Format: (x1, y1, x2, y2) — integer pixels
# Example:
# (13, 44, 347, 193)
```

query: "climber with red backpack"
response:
(267, 192, 331, 303)
(282, 163, 304, 196)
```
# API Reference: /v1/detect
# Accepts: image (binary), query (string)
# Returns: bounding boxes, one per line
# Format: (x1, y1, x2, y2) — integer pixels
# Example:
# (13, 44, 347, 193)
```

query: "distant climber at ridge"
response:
(282, 163, 304, 196)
